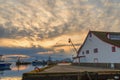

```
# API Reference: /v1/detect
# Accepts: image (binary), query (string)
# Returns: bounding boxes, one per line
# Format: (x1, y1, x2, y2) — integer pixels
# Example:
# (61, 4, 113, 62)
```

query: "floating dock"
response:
(22, 63, 120, 80)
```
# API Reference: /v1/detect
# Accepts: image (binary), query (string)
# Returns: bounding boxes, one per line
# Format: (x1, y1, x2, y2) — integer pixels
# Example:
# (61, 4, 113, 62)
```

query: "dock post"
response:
(77, 72, 80, 80)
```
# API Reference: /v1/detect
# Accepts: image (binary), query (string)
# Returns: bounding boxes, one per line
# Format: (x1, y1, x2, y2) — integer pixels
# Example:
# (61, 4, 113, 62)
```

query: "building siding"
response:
(77, 33, 120, 63)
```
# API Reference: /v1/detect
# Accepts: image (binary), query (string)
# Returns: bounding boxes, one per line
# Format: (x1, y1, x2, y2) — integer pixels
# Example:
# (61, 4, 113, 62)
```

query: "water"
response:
(0, 62, 43, 80)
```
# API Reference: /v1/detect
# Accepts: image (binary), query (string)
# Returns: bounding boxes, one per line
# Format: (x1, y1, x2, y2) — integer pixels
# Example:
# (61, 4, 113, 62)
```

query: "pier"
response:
(22, 63, 120, 80)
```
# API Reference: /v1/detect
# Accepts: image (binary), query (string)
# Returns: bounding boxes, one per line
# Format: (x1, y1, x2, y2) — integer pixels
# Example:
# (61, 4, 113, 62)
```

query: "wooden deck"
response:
(43, 63, 119, 73)
(22, 63, 120, 80)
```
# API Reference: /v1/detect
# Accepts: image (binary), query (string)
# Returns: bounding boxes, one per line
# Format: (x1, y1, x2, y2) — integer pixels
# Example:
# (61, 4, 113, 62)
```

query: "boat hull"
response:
(16, 62, 31, 65)
(32, 61, 47, 66)
(0, 63, 11, 69)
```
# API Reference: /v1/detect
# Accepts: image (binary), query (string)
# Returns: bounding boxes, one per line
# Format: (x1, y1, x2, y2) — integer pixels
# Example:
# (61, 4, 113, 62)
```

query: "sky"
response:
(0, 0, 120, 61)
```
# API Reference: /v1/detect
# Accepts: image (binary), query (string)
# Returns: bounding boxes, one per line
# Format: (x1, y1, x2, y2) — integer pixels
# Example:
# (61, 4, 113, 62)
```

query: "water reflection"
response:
(12, 64, 30, 71)
(0, 68, 12, 80)
(0, 77, 21, 80)
(0, 62, 37, 80)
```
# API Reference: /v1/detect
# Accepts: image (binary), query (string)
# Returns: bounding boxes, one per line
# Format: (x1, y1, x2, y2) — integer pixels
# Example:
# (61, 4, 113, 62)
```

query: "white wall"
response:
(78, 33, 120, 63)
(73, 58, 79, 63)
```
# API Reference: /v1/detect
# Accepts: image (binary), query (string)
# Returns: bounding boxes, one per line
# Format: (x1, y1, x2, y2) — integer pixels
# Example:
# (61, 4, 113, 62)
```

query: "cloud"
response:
(0, 0, 120, 55)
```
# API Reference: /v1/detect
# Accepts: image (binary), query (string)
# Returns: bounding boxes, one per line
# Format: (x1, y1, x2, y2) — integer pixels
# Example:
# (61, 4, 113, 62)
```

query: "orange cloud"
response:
(0, 0, 120, 55)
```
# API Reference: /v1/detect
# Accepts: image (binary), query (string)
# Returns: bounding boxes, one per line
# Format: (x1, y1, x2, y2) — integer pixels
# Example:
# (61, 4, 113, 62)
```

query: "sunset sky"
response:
(0, 0, 120, 60)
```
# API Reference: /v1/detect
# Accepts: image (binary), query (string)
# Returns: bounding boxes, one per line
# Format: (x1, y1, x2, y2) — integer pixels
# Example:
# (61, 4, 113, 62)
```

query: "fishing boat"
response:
(0, 61, 11, 69)
(16, 57, 31, 65)
(0, 55, 11, 69)
(32, 60, 47, 66)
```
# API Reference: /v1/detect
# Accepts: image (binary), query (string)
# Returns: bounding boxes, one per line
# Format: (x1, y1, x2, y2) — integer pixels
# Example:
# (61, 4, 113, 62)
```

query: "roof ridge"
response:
(90, 31, 120, 34)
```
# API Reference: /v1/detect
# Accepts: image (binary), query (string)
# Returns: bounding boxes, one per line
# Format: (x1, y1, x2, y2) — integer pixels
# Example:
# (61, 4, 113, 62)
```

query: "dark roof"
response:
(77, 31, 120, 57)
(91, 31, 120, 47)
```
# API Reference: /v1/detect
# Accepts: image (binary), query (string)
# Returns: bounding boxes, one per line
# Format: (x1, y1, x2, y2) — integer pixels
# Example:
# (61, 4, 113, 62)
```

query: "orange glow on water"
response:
(11, 65, 29, 71)
(0, 77, 21, 80)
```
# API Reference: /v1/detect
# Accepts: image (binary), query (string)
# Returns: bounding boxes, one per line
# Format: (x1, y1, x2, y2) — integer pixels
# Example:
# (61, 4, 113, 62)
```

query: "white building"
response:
(74, 31, 120, 63)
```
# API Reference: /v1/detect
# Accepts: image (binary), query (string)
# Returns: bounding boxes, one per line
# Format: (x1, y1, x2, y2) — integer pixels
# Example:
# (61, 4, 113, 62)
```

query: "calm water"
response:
(0, 62, 43, 80)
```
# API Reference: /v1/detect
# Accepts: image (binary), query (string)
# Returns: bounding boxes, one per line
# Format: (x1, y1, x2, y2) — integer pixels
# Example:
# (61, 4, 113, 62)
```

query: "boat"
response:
(16, 61, 31, 65)
(0, 55, 11, 69)
(16, 57, 31, 65)
(32, 60, 47, 66)
(0, 61, 11, 69)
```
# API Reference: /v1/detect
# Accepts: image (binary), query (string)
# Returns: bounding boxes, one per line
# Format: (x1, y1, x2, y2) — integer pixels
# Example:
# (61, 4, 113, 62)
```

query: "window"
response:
(86, 50, 89, 54)
(82, 51, 84, 55)
(109, 34, 120, 40)
(89, 33, 92, 37)
(112, 46, 116, 52)
(94, 48, 98, 53)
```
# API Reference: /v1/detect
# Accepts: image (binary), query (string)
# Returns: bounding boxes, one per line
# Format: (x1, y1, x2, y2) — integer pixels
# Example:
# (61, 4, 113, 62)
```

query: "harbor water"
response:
(0, 62, 43, 80)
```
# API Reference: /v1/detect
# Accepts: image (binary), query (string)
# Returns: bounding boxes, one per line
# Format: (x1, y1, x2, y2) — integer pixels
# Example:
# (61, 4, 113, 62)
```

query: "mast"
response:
(68, 38, 78, 54)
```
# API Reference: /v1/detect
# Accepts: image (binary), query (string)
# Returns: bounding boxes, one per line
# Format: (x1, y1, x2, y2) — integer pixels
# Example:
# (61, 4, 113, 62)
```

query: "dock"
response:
(22, 63, 120, 80)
